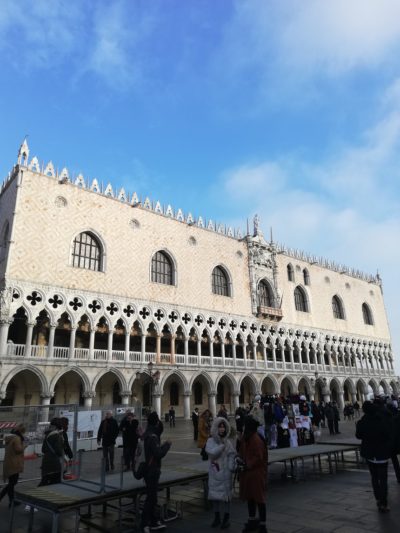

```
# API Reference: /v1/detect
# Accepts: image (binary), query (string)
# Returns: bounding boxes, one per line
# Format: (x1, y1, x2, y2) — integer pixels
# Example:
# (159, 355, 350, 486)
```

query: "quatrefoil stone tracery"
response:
(48, 294, 63, 309)
(69, 297, 83, 311)
(89, 300, 101, 313)
(27, 291, 42, 306)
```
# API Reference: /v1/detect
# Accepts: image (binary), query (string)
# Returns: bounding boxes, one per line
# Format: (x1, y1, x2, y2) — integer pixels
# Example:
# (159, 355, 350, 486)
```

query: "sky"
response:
(0, 0, 399, 372)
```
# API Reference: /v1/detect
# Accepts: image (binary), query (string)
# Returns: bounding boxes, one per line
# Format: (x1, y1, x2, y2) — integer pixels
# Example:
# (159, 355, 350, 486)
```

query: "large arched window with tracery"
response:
(212, 266, 231, 296)
(294, 286, 309, 312)
(151, 251, 174, 285)
(72, 231, 102, 271)
(259, 280, 275, 308)
(362, 303, 374, 325)
(332, 295, 345, 319)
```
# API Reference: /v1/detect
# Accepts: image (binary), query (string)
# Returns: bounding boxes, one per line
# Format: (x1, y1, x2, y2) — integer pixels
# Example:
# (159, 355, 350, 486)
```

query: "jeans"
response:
(142, 469, 161, 526)
(102, 444, 115, 471)
(368, 461, 388, 506)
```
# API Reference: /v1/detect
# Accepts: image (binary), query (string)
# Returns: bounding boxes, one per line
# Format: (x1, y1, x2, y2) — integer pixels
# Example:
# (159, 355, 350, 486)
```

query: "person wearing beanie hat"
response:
(141, 412, 171, 532)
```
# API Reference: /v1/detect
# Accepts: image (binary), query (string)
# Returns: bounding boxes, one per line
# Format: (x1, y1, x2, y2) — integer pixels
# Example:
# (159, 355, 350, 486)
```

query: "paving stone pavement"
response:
(1, 418, 399, 532)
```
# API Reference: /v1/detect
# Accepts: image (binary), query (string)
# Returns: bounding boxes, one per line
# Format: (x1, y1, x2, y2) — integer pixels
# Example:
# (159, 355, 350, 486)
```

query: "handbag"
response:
(134, 455, 153, 480)
(133, 461, 147, 480)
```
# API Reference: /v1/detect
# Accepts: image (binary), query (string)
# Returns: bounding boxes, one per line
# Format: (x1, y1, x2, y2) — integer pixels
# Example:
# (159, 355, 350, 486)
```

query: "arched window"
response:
(72, 231, 102, 271)
(259, 280, 275, 308)
(362, 303, 374, 325)
(287, 263, 294, 282)
(332, 295, 345, 319)
(212, 266, 230, 296)
(303, 268, 310, 286)
(294, 286, 308, 312)
(151, 251, 174, 285)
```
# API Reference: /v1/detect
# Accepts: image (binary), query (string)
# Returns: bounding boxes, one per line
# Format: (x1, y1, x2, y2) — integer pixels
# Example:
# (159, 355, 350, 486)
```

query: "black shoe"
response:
(242, 520, 259, 532)
(211, 513, 221, 527)
(221, 513, 230, 529)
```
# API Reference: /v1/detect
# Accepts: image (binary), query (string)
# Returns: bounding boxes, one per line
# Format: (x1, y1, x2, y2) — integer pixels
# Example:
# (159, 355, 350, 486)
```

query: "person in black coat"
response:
(356, 401, 393, 512)
(97, 411, 119, 472)
(191, 407, 199, 441)
(141, 412, 171, 531)
(119, 411, 139, 471)
(39, 418, 64, 486)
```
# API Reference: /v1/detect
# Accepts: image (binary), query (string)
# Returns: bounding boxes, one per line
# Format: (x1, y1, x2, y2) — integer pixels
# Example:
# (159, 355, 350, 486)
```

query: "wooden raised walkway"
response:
(12, 442, 360, 533)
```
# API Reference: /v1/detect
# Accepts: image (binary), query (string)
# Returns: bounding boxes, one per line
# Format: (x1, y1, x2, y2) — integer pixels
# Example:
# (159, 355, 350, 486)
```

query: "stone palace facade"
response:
(0, 140, 397, 418)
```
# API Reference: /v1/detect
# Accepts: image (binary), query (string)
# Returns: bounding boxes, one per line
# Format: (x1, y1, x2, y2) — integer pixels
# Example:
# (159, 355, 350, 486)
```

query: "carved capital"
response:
(83, 391, 96, 399)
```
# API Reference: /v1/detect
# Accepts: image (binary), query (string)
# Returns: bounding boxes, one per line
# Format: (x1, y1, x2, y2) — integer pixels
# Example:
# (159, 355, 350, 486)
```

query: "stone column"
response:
(0, 320, 11, 357)
(153, 394, 161, 418)
(272, 346, 277, 369)
(262, 344, 267, 369)
(209, 339, 214, 365)
(25, 322, 34, 358)
(197, 339, 201, 360)
(170, 334, 175, 365)
(125, 332, 130, 362)
(232, 343, 237, 367)
(156, 334, 161, 364)
(252, 344, 257, 364)
(232, 392, 240, 410)
(141, 334, 146, 363)
(89, 330, 95, 360)
(289, 347, 294, 369)
(184, 337, 189, 365)
(338, 391, 345, 410)
(183, 392, 191, 420)
(47, 323, 56, 359)
(305, 346, 310, 370)
(68, 326, 77, 360)
(121, 392, 131, 405)
(351, 392, 357, 404)
(83, 392, 95, 409)
(208, 393, 217, 417)
(40, 394, 52, 423)
(221, 343, 225, 366)
(107, 331, 113, 361)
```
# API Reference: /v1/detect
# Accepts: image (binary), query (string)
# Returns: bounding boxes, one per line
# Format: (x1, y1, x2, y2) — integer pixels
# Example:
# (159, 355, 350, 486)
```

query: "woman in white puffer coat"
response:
(205, 416, 236, 529)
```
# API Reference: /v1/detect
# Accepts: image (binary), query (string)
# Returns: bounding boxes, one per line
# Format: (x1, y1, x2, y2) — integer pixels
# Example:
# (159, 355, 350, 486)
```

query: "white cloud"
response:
(219, 0, 400, 85)
(0, 0, 154, 89)
(82, 2, 154, 89)
(0, 0, 84, 69)
(220, 93, 400, 371)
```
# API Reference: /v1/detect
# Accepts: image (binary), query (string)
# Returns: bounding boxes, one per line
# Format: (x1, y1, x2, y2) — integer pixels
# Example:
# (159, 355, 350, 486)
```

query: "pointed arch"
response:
(92, 367, 128, 391)
(189, 371, 215, 394)
(1, 365, 49, 397)
(260, 374, 280, 395)
(159, 369, 190, 394)
(50, 366, 91, 395)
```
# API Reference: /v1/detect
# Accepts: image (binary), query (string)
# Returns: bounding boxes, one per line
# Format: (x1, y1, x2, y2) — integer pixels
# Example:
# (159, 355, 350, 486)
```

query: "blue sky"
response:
(0, 0, 399, 371)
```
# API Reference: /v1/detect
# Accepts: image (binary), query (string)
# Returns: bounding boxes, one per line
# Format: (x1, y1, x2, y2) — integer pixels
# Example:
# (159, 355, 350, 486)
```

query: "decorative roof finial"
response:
(253, 213, 262, 237)
(17, 136, 29, 166)
(270, 226, 274, 244)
